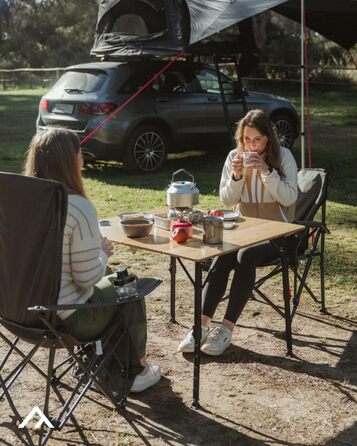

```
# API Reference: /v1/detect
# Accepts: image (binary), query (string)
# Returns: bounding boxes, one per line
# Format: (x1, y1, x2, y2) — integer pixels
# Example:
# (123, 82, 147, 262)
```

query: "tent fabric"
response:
(187, 0, 287, 45)
(91, 0, 287, 58)
(274, 0, 357, 50)
(92, 0, 182, 58)
(91, 0, 357, 59)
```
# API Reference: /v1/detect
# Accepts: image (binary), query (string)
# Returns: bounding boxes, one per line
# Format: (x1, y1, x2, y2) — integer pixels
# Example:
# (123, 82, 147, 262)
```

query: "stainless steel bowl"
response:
(120, 219, 153, 238)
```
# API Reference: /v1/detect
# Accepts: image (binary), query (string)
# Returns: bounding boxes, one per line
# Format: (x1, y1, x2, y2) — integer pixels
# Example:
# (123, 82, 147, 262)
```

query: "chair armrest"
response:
(136, 277, 162, 296)
(293, 220, 330, 234)
(28, 277, 162, 313)
(28, 296, 142, 312)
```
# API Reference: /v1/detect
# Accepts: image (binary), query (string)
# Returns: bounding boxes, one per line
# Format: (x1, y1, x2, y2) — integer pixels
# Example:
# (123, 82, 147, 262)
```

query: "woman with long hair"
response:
(178, 109, 298, 356)
(24, 128, 160, 392)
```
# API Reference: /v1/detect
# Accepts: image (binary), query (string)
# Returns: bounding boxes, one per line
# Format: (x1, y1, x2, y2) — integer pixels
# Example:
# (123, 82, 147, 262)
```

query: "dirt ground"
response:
(1, 249, 356, 446)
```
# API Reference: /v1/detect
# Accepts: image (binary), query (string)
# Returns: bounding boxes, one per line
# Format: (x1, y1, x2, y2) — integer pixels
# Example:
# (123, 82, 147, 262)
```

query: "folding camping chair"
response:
(0, 172, 161, 446)
(253, 168, 329, 348)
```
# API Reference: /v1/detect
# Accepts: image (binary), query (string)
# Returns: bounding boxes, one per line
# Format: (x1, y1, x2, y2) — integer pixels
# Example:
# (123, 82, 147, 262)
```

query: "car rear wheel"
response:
(271, 114, 295, 149)
(124, 126, 168, 173)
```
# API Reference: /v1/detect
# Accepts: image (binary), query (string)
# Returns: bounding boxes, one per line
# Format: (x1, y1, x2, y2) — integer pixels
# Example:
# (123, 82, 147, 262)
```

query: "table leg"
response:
(169, 256, 177, 323)
(280, 239, 293, 356)
(192, 262, 202, 409)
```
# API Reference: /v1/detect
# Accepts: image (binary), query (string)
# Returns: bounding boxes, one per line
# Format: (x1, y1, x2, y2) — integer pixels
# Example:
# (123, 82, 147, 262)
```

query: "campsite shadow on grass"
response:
(323, 421, 357, 446)
(83, 150, 226, 195)
(0, 379, 272, 446)
(0, 413, 109, 446)
(226, 341, 356, 392)
(124, 376, 302, 446)
(184, 322, 357, 395)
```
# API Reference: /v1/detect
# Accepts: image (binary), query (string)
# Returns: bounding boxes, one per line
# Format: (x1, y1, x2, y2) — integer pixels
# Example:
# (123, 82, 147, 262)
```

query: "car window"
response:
(123, 68, 196, 95)
(196, 68, 234, 94)
(50, 70, 107, 94)
(122, 70, 161, 93)
(161, 70, 194, 93)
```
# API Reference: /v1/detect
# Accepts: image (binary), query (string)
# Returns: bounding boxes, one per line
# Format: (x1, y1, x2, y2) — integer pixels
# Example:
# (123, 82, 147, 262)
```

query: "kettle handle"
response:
(171, 168, 195, 184)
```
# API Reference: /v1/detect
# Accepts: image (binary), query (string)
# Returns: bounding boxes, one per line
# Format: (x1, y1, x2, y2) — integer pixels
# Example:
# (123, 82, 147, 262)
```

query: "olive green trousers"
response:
(61, 273, 147, 359)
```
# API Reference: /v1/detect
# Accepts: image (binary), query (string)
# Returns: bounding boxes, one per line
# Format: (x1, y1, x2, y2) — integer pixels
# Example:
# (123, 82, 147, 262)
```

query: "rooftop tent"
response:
(91, 0, 178, 58)
(90, 0, 289, 59)
(274, 0, 357, 50)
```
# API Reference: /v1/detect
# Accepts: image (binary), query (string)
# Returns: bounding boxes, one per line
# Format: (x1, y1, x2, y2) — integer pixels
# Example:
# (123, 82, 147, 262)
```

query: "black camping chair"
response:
(0, 172, 161, 446)
(252, 168, 329, 350)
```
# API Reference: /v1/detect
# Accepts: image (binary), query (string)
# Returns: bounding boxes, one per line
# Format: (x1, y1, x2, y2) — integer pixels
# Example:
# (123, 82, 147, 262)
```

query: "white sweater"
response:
(220, 147, 298, 222)
(58, 194, 107, 319)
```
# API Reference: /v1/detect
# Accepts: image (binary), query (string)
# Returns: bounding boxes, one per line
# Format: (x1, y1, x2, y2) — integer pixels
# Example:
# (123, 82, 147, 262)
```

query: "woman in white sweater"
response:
(24, 128, 160, 392)
(178, 109, 298, 356)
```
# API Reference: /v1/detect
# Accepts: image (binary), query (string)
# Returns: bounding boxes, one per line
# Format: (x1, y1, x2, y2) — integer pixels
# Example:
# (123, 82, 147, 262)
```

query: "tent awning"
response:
(186, 0, 287, 45)
(91, 0, 357, 59)
(274, 0, 357, 50)
(91, 0, 288, 58)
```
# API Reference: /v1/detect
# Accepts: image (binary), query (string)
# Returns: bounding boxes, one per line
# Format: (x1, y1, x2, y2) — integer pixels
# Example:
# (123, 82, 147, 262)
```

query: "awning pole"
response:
(300, 0, 305, 168)
(214, 56, 235, 150)
(234, 56, 248, 115)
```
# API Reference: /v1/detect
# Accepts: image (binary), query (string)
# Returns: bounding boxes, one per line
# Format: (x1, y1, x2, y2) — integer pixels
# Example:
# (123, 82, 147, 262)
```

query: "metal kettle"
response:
(166, 169, 199, 209)
(202, 216, 223, 244)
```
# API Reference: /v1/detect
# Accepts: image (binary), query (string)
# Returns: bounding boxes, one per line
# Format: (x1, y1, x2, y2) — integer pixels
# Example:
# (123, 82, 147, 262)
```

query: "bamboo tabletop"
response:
(100, 209, 304, 262)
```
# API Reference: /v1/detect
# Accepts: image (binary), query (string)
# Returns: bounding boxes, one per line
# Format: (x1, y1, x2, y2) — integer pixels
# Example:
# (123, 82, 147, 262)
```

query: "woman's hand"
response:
(248, 152, 269, 173)
(232, 153, 244, 180)
(101, 237, 113, 258)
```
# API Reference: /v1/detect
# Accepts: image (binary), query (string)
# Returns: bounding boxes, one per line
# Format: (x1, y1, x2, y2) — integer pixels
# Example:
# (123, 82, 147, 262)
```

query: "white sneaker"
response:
(201, 324, 232, 356)
(130, 362, 161, 393)
(177, 325, 210, 353)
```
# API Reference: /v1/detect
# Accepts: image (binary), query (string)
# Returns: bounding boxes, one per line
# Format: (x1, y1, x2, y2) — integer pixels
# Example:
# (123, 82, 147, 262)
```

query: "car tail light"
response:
(78, 103, 117, 115)
(39, 99, 49, 111)
(77, 103, 92, 114)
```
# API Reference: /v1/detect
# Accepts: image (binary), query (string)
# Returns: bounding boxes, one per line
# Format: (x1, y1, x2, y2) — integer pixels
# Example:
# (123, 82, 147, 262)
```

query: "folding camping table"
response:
(100, 210, 303, 408)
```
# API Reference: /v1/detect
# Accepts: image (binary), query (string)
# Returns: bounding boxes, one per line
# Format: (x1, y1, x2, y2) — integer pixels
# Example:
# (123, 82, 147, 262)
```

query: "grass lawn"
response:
(0, 85, 356, 311)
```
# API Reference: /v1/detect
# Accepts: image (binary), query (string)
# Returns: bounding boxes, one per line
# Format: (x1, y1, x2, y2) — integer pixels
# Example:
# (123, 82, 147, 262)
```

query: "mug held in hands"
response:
(242, 151, 253, 168)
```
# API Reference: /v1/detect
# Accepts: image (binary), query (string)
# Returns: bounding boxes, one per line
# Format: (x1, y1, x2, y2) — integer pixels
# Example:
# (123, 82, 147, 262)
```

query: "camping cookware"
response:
(166, 169, 199, 209)
(120, 219, 153, 238)
(202, 216, 223, 244)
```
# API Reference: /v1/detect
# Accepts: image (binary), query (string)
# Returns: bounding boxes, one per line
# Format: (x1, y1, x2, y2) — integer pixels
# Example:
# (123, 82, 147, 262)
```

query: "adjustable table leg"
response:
(280, 239, 293, 356)
(169, 256, 177, 323)
(191, 261, 202, 409)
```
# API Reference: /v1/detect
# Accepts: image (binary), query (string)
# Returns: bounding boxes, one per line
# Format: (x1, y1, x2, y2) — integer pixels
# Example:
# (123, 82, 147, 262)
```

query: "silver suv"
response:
(37, 60, 299, 173)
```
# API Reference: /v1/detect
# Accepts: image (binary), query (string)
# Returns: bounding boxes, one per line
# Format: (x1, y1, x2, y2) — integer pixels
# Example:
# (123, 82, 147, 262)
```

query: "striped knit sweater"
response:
(58, 194, 107, 319)
(220, 147, 298, 222)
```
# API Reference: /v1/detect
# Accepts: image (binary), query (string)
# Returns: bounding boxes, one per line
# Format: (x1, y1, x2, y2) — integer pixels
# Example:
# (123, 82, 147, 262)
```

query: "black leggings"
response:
(202, 241, 280, 324)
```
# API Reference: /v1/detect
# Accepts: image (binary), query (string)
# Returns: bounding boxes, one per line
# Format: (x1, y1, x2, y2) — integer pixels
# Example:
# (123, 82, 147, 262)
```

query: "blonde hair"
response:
(23, 128, 86, 197)
(235, 109, 284, 177)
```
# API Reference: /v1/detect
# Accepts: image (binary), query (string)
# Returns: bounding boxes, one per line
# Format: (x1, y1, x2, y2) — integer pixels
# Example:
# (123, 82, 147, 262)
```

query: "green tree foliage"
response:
(259, 12, 352, 82)
(0, 0, 98, 68)
(0, 1, 354, 80)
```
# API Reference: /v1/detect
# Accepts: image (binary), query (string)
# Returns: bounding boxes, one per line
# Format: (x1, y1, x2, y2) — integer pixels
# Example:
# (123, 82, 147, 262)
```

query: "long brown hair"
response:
(235, 109, 284, 177)
(23, 128, 86, 197)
